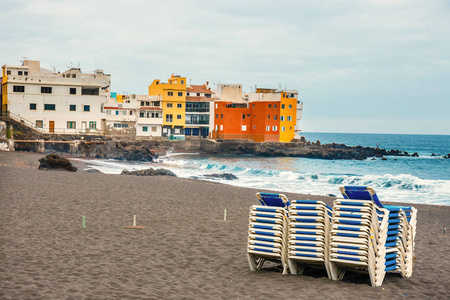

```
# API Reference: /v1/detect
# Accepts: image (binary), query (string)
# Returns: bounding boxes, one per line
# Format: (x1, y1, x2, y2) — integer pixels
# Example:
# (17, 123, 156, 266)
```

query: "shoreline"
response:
(1, 151, 450, 299)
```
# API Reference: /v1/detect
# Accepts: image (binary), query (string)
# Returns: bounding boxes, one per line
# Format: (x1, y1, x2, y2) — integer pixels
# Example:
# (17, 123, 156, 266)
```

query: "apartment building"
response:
(185, 83, 215, 138)
(148, 75, 186, 139)
(1, 60, 110, 134)
(213, 87, 298, 142)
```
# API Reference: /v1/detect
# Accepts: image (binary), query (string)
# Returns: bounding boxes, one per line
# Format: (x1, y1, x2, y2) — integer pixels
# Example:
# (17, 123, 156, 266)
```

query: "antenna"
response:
(51, 66, 56, 72)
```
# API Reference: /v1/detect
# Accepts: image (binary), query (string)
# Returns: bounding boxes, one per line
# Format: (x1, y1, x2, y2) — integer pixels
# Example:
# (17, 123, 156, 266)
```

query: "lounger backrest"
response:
(339, 186, 384, 208)
(257, 192, 290, 208)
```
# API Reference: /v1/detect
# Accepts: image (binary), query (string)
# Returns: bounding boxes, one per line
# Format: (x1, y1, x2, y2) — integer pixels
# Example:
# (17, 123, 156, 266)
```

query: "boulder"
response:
(203, 173, 238, 180)
(411, 152, 419, 157)
(121, 168, 176, 177)
(39, 153, 77, 172)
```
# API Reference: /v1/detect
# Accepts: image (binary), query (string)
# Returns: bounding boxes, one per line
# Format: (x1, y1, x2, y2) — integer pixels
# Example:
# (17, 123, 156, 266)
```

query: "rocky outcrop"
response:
(203, 173, 238, 180)
(120, 168, 176, 177)
(39, 153, 77, 172)
(214, 141, 416, 160)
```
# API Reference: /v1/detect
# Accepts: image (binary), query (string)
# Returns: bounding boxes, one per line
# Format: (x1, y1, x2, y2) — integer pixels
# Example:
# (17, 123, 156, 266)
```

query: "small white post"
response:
(133, 213, 136, 227)
(224, 209, 227, 221)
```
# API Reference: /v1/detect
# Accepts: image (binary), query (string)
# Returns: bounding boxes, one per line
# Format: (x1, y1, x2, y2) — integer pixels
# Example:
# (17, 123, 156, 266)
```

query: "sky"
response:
(1, 0, 449, 135)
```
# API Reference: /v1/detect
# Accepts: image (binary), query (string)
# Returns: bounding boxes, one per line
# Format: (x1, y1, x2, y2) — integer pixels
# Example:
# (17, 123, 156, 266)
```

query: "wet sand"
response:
(0, 151, 449, 299)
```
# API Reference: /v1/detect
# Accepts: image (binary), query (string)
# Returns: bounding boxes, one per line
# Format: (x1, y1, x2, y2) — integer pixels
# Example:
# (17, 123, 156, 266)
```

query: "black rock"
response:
(86, 169, 101, 173)
(121, 168, 176, 177)
(381, 157, 387, 160)
(430, 153, 437, 156)
(39, 153, 77, 172)
(411, 152, 419, 157)
(203, 173, 238, 180)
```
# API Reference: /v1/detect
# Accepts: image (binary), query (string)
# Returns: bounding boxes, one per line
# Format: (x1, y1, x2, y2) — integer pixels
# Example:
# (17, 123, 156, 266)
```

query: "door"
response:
(49, 121, 55, 133)
(81, 121, 87, 134)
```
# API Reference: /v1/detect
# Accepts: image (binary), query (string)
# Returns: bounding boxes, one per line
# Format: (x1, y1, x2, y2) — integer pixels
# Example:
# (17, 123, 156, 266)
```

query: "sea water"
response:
(80, 133, 450, 206)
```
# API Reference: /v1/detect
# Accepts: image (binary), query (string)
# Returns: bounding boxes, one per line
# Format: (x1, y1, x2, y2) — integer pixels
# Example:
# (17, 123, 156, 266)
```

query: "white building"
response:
(103, 94, 163, 137)
(285, 89, 303, 139)
(185, 84, 216, 138)
(1, 60, 111, 134)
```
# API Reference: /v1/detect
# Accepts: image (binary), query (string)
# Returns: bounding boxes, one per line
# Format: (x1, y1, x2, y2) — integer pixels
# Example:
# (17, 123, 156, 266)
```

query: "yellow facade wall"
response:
(116, 95, 124, 103)
(148, 76, 186, 128)
(279, 93, 297, 142)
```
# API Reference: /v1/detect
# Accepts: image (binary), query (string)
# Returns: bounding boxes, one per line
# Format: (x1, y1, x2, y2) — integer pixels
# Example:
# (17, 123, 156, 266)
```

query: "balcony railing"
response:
(186, 108, 210, 112)
(185, 120, 209, 125)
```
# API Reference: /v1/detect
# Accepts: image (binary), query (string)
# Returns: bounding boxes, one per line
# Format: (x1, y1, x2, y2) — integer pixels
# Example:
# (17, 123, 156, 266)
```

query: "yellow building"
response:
(148, 75, 186, 138)
(279, 92, 297, 142)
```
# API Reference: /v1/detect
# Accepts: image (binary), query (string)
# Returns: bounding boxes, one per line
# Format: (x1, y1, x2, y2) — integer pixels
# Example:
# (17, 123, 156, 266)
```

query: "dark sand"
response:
(0, 151, 449, 299)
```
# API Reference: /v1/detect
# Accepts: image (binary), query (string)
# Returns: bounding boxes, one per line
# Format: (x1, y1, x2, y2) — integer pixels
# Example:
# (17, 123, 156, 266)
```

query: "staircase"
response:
(0, 111, 44, 140)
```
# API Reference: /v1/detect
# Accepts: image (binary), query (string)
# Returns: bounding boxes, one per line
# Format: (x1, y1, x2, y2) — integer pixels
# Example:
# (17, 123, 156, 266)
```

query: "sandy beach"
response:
(0, 151, 449, 299)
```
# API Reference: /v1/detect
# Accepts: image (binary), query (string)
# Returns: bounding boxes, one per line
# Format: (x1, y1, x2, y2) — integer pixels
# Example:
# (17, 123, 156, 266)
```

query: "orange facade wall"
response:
(214, 101, 281, 142)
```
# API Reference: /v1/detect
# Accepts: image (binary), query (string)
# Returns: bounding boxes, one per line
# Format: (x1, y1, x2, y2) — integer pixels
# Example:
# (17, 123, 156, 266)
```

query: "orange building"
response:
(213, 88, 297, 142)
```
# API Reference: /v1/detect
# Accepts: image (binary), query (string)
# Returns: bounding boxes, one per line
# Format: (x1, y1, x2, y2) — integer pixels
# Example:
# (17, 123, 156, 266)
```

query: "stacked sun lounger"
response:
(247, 193, 290, 274)
(328, 186, 417, 287)
(287, 200, 337, 278)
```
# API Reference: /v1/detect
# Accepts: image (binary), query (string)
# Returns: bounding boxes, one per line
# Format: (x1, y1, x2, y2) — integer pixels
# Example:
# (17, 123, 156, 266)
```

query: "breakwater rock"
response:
(39, 153, 78, 172)
(203, 173, 239, 180)
(214, 141, 412, 160)
(121, 168, 177, 177)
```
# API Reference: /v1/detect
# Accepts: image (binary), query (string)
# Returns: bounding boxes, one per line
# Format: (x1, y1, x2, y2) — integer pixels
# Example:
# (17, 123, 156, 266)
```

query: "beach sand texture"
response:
(1, 151, 449, 299)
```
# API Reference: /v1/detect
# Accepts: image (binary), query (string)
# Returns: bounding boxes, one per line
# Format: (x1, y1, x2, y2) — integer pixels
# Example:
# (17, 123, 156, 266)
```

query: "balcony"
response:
(186, 108, 210, 113)
(185, 120, 209, 125)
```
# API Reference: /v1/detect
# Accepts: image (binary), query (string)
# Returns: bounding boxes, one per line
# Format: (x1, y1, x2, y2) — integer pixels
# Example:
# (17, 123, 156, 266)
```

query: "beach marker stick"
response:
(133, 213, 137, 227)
(444, 226, 446, 236)
(82, 215, 85, 229)
(224, 209, 227, 221)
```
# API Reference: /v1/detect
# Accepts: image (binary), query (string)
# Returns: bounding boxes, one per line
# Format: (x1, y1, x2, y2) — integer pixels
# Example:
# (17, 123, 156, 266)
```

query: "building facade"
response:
(1, 60, 111, 134)
(185, 84, 215, 138)
(148, 75, 186, 139)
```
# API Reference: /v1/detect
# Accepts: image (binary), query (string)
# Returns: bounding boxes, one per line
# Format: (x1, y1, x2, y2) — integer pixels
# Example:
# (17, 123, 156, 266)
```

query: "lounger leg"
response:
(247, 253, 258, 271)
(288, 259, 298, 275)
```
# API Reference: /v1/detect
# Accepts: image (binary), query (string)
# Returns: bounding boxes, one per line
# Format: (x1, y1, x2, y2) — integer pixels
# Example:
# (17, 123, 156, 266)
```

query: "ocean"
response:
(79, 133, 450, 206)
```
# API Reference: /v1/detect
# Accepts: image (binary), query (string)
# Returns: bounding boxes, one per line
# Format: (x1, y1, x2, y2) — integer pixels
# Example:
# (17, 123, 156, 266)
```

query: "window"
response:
(29, 103, 37, 110)
(216, 114, 218, 119)
(89, 121, 96, 129)
(266, 126, 270, 131)
(6, 70, 11, 75)
(280, 116, 285, 121)
(122, 111, 126, 115)
(181, 80, 184, 84)
(289, 105, 292, 109)
(242, 125, 247, 131)
(177, 115, 182, 119)
(220, 125, 223, 130)
(281, 126, 285, 132)
(81, 87, 99, 95)
(70, 105, 76, 111)
(167, 103, 173, 108)
(44, 104, 55, 111)
(221, 114, 223, 119)
(168, 91, 174, 96)
(83, 105, 90, 112)
(24, 71, 28, 76)
(269, 104, 271, 108)
(140, 101, 144, 106)
(177, 103, 182, 108)
(115, 111, 119, 115)
(146, 102, 150, 106)
(274, 115, 277, 120)
(287, 116, 292, 121)
(282, 104, 285, 109)
(242, 114, 245, 120)
(216, 125, 219, 130)
(18, 71, 23, 75)
(272, 126, 278, 131)
(166, 114, 173, 122)
(140, 112, 145, 117)
(67, 121, 76, 129)
(143, 126, 148, 132)
(41, 87, 52, 94)
(178, 92, 183, 97)
(274, 104, 277, 109)
(197, 93, 200, 96)
(70, 88, 76, 95)
(253, 125, 256, 129)
(268, 115, 270, 120)
(13, 86, 24, 93)
(152, 127, 157, 132)
(36, 120, 43, 128)
(106, 110, 111, 115)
